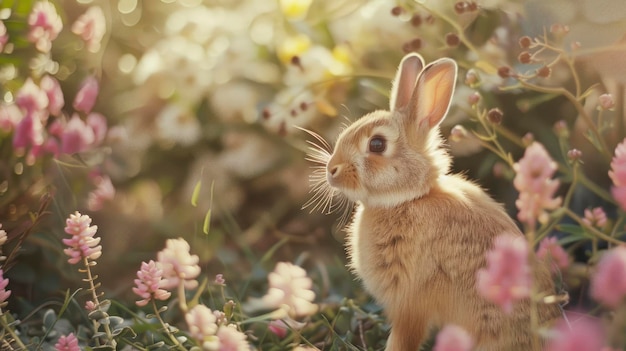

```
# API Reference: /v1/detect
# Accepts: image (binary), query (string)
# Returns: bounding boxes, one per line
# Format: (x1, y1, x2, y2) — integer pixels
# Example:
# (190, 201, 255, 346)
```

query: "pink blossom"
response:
(157, 238, 201, 290)
(590, 246, 626, 308)
(87, 174, 115, 211)
(16, 78, 49, 119)
(598, 93, 615, 111)
(86, 112, 107, 145)
(217, 324, 250, 351)
(582, 207, 608, 229)
(215, 273, 226, 285)
(132, 260, 172, 307)
(40, 75, 64, 116)
(0, 20, 8, 52)
(261, 262, 317, 318)
(268, 320, 289, 338)
(0, 269, 11, 306)
(545, 317, 605, 351)
(73, 76, 99, 114)
(28, 1, 63, 53)
(476, 234, 531, 313)
(13, 114, 44, 149)
(61, 114, 95, 154)
(62, 211, 102, 264)
(84, 301, 96, 312)
(513, 142, 562, 226)
(185, 304, 219, 349)
(537, 237, 569, 271)
(0, 104, 21, 132)
(72, 6, 106, 53)
(55, 333, 80, 351)
(30, 136, 60, 159)
(433, 325, 474, 351)
(609, 139, 626, 211)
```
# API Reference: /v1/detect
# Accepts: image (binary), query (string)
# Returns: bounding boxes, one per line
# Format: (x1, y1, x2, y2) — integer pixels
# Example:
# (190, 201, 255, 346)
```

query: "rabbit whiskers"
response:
(298, 127, 354, 228)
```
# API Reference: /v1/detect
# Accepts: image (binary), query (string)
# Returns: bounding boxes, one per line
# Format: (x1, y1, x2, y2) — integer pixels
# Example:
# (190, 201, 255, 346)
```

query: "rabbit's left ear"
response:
(411, 58, 457, 128)
(389, 53, 425, 112)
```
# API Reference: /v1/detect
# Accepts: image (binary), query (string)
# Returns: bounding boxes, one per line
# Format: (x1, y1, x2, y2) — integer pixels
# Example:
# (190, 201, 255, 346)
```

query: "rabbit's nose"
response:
(328, 164, 342, 177)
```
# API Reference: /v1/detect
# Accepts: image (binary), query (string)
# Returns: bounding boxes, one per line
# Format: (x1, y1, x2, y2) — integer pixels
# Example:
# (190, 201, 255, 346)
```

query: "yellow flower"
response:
(279, 0, 313, 20)
(277, 33, 311, 64)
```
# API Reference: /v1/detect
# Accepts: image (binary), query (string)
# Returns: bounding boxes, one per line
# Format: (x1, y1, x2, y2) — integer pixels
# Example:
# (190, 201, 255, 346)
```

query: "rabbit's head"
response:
(326, 54, 457, 208)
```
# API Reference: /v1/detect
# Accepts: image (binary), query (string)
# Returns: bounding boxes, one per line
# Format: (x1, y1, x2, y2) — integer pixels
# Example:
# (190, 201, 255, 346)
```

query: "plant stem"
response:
(0, 312, 27, 350)
(564, 208, 625, 245)
(152, 300, 186, 351)
(83, 257, 116, 348)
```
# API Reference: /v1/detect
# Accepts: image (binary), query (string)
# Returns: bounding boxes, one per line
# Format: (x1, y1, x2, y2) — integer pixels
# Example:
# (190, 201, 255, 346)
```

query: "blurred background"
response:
(1, 0, 626, 318)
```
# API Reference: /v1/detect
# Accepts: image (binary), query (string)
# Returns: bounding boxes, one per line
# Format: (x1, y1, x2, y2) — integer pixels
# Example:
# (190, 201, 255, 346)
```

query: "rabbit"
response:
(313, 53, 563, 351)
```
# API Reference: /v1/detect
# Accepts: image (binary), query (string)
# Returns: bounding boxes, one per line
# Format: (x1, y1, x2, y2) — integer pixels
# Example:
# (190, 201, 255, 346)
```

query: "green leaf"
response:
(191, 179, 201, 207)
(202, 180, 215, 235)
(42, 309, 56, 330)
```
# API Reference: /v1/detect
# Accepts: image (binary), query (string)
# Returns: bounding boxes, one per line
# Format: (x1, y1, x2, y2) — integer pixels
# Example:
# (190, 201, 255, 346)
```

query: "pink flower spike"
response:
(157, 238, 201, 290)
(610, 139, 626, 211)
(62, 211, 102, 265)
(72, 6, 106, 53)
(55, 333, 80, 351)
(13, 114, 45, 149)
(0, 269, 11, 306)
(590, 246, 626, 308)
(61, 114, 96, 154)
(133, 260, 171, 307)
(217, 324, 250, 351)
(28, 1, 63, 53)
(513, 142, 562, 227)
(185, 305, 219, 349)
(582, 207, 607, 229)
(545, 317, 605, 351)
(433, 325, 474, 351)
(40, 75, 64, 116)
(537, 237, 569, 271)
(73, 76, 99, 114)
(476, 234, 531, 313)
(0, 20, 8, 53)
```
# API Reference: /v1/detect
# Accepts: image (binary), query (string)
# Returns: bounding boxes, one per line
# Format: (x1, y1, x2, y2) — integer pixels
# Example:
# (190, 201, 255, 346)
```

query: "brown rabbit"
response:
(314, 54, 563, 350)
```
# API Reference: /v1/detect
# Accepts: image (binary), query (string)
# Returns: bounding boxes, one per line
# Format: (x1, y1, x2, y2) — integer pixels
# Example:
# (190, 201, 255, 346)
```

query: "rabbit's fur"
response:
(324, 54, 562, 350)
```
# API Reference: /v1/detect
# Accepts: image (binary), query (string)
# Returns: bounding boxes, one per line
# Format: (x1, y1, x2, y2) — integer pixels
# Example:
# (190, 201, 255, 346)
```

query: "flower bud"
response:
(598, 93, 615, 111)
(497, 66, 513, 78)
(522, 132, 534, 147)
(73, 76, 99, 114)
(518, 51, 532, 64)
(465, 69, 480, 87)
(487, 108, 503, 125)
(446, 33, 460, 47)
(518, 36, 532, 48)
(567, 148, 582, 161)
(553, 120, 569, 138)
(468, 91, 481, 106)
(450, 125, 468, 142)
(536, 66, 551, 78)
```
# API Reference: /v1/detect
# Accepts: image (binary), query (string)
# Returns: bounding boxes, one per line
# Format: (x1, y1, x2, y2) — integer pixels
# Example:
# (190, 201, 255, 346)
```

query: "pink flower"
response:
(62, 211, 102, 264)
(72, 6, 106, 53)
(55, 333, 80, 351)
(185, 304, 219, 349)
(261, 262, 317, 318)
(268, 320, 289, 338)
(537, 237, 569, 271)
(84, 301, 96, 312)
(610, 139, 626, 211)
(16, 78, 49, 119)
(513, 142, 562, 226)
(582, 207, 608, 229)
(0, 269, 11, 306)
(86, 112, 107, 145)
(132, 260, 172, 307)
(0, 20, 8, 52)
(433, 325, 474, 351)
(73, 76, 99, 114)
(217, 324, 250, 351)
(87, 174, 115, 211)
(545, 317, 605, 351)
(476, 234, 531, 313)
(215, 273, 226, 285)
(40, 75, 64, 116)
(28, 1, 63, 53)
(598, 93, 615, 111)
(590, 246, 626, 308)
(13, 114, 44, 149)
(157, 238, 201, 290)
(0, 103, 21, 132)
(61, 114, 95, 154)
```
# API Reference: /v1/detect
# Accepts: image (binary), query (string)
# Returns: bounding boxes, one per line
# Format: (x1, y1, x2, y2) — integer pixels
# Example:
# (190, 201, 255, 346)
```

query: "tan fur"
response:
(325, 54, 562, 350)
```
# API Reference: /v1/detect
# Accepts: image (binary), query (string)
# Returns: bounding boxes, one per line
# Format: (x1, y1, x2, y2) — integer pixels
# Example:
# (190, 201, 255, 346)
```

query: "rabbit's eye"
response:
(368, 136, 386, 153)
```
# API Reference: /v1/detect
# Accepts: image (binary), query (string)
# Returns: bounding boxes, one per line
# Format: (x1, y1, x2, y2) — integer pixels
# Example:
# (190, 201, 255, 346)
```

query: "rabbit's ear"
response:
(389, 53, 425, 112)
(411, 58, 457, 128)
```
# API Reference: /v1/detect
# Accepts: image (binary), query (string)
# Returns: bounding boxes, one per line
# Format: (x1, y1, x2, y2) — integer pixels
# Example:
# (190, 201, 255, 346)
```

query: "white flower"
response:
(216, 324, 250, 351)
(155, 103, 202, 147)
(157, 238, 201, 290)
(261, 262, 318, 318)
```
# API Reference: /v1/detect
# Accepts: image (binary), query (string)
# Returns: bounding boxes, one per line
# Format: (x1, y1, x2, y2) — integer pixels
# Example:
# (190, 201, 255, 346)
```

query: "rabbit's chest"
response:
(348, 206, 436, 304)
